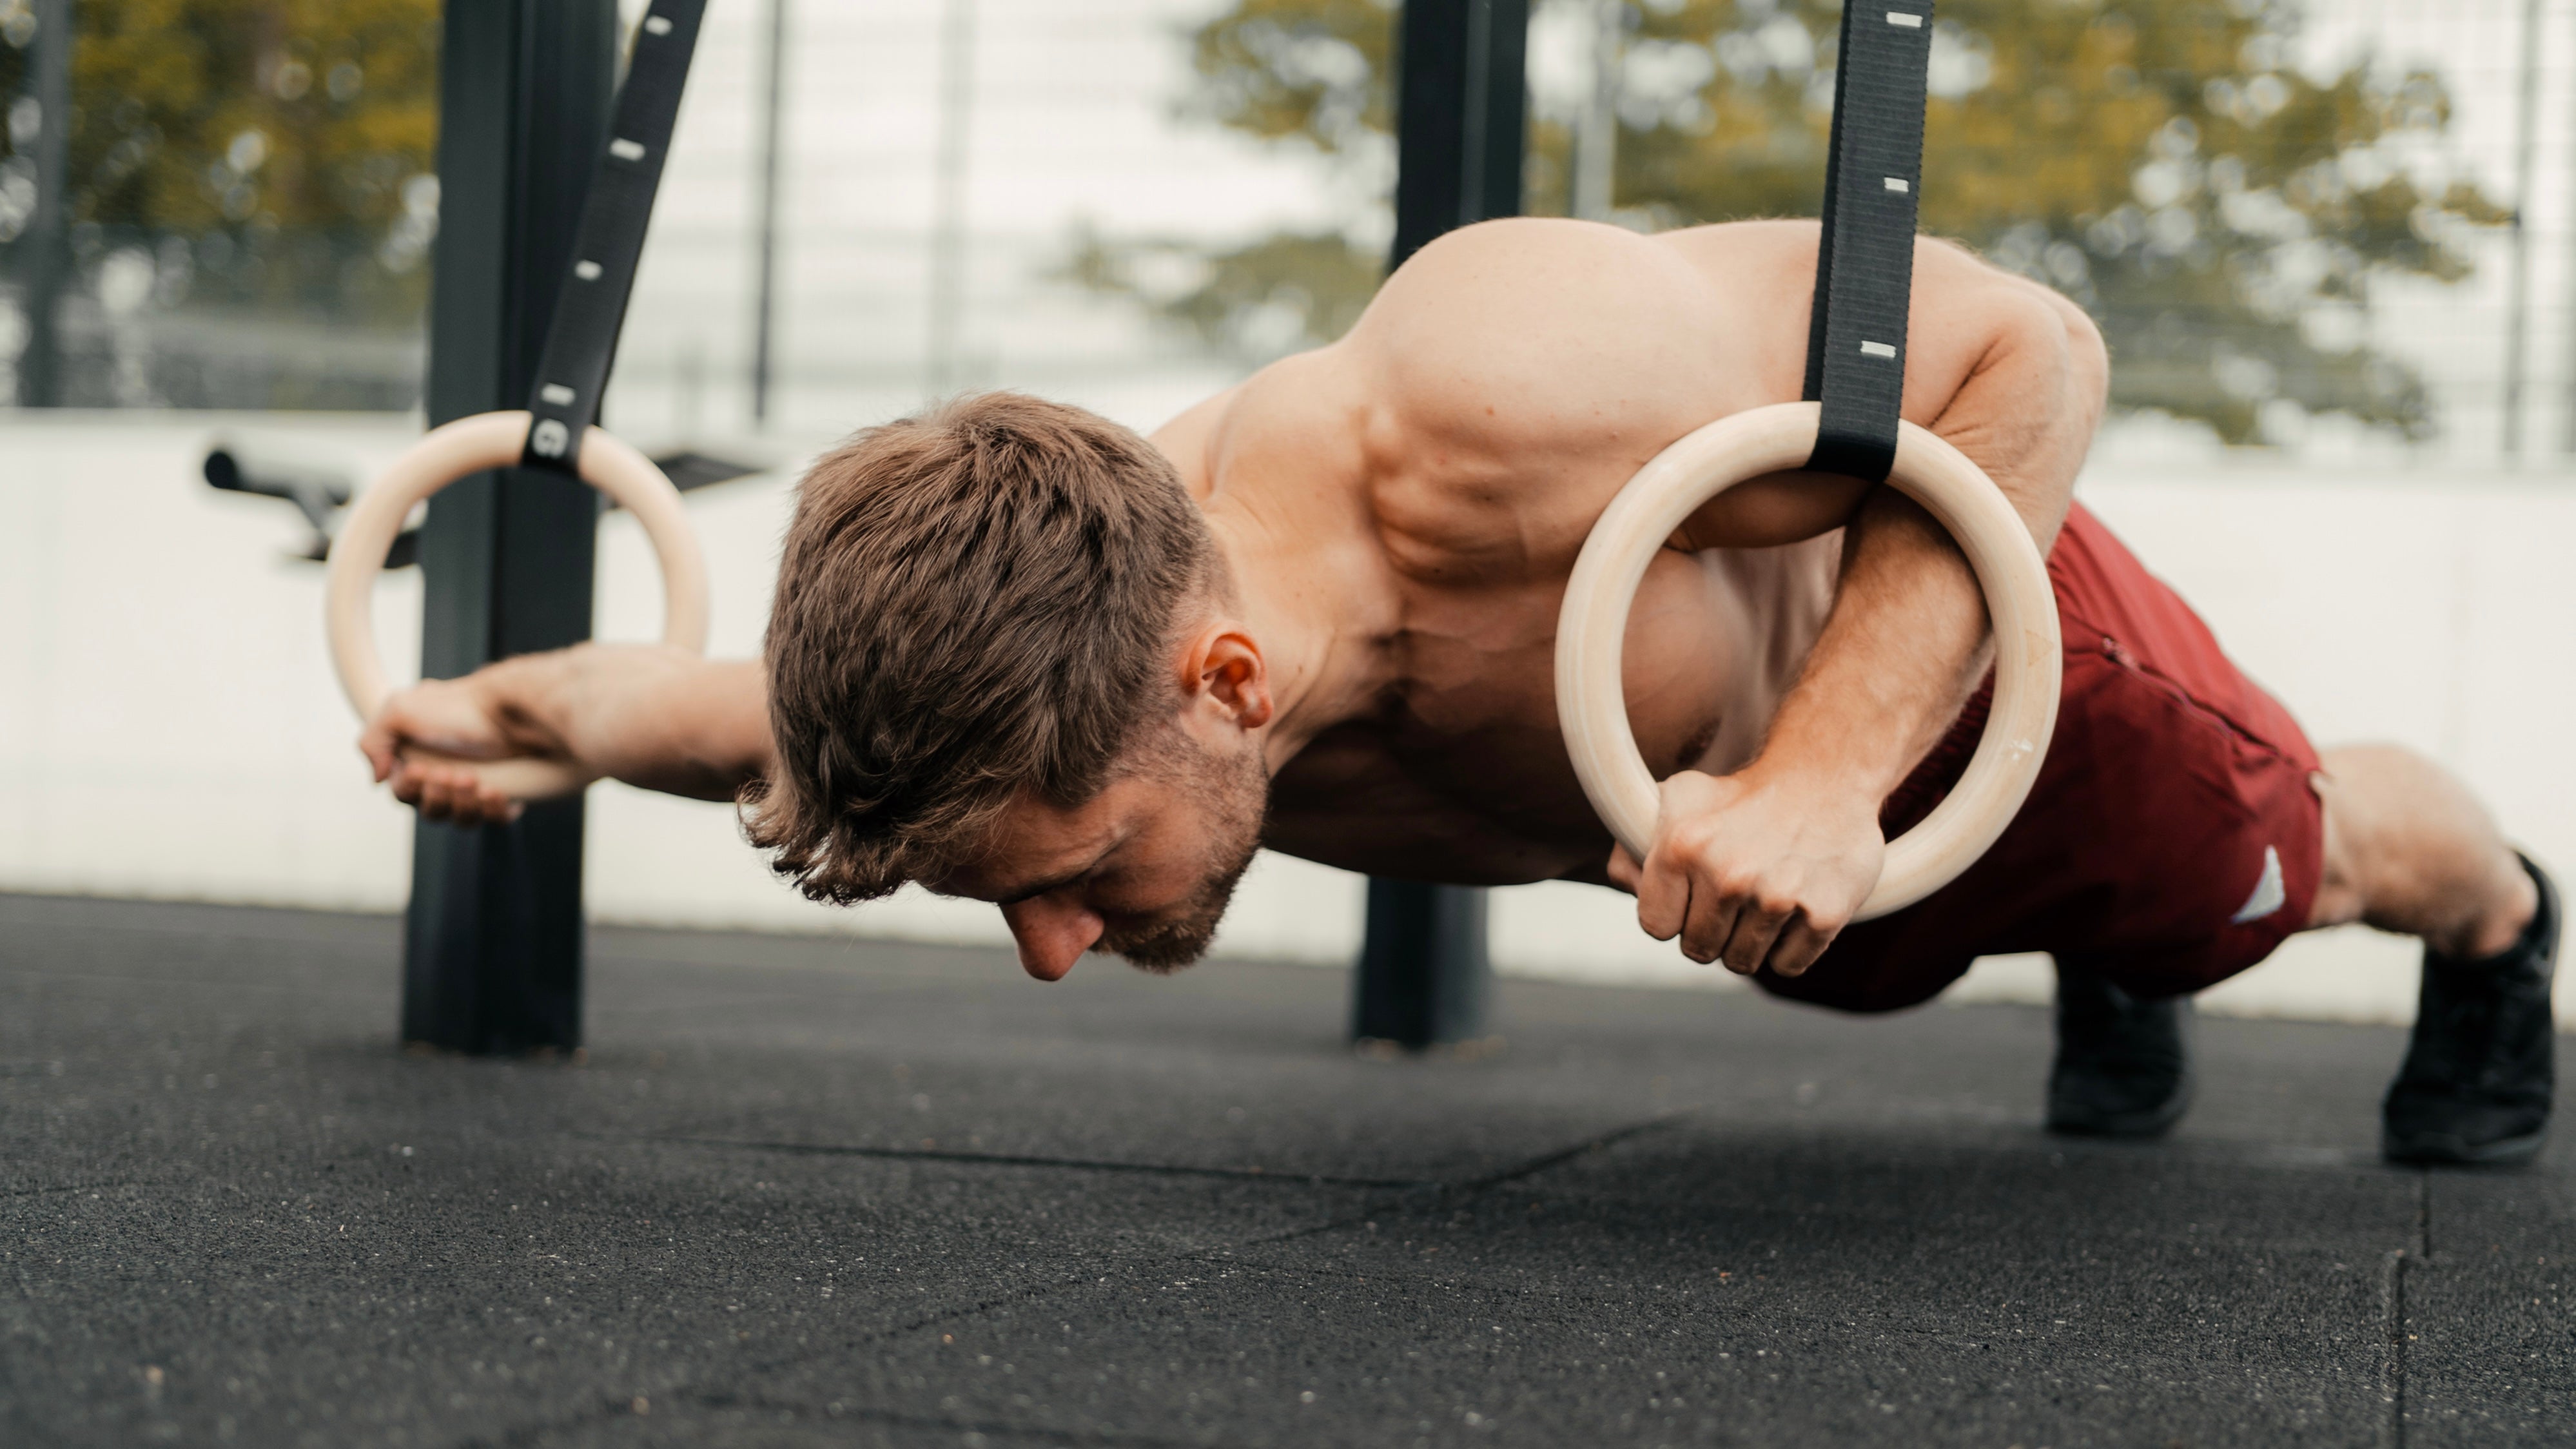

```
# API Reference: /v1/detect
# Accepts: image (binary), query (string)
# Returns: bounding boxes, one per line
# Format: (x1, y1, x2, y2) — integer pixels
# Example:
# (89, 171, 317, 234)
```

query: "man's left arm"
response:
(1610, 258, 2108, 975)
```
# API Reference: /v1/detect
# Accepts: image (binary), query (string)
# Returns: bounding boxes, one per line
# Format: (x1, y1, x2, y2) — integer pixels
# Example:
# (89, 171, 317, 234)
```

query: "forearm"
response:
(1617, 493, 1977, 971)
(1752, 291, 2097, 794)
(475, 643, 772, 801)
(1753, 492, 1987, 797)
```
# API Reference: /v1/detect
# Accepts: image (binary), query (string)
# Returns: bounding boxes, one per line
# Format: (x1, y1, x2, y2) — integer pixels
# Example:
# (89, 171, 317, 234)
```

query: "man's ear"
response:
(1178, 621, 1274, 732)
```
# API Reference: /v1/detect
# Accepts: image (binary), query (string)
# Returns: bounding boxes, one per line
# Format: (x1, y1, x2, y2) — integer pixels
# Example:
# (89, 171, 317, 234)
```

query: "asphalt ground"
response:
(3, 891, 2569, 1448)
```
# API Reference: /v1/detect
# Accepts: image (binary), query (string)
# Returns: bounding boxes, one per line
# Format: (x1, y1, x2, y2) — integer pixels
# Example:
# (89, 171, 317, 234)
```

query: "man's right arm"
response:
(359, 644, 772, 826)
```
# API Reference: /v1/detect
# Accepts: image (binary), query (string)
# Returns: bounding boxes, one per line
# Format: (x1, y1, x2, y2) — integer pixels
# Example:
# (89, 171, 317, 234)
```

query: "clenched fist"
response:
(359, 675, 555, 828)
(1606, 764, 1885, 977)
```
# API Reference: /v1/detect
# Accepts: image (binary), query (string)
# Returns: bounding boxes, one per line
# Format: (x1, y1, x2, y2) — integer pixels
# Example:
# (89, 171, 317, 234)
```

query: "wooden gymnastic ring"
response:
(1554, 401, 2061, 922)
(323, 410, 711, 802)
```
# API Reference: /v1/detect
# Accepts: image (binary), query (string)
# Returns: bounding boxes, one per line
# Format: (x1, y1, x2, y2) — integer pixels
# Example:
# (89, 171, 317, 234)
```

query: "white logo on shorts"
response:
(2231, 845, 2285, 925)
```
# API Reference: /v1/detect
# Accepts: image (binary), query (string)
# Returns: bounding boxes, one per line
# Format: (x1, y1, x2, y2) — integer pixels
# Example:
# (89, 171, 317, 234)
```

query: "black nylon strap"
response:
(520, 0, 711, 472)
(1801, 0, 1933, 483)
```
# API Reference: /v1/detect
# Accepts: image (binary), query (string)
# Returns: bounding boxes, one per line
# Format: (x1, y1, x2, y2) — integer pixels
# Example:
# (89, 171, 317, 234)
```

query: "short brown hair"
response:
(744, 391, 1217, 904)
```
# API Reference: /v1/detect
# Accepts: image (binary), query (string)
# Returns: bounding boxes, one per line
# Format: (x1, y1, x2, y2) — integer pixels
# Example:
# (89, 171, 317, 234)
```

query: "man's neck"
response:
(1202, 488, 1391, 777)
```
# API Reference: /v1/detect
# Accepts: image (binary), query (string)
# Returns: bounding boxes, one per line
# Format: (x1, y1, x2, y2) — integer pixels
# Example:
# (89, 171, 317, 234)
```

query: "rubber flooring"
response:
(2, 891, 2568, 1448)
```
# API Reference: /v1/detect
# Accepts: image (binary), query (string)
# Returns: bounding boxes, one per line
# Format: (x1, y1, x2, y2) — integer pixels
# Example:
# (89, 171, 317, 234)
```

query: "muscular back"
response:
(1151, 218, 2095, 886)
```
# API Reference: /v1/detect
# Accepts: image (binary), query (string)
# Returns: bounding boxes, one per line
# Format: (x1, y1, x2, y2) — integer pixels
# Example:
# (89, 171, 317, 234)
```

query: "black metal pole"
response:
(14, 0, 69, 407)
(402, 0, 618, 1055)
(750, 0, 787, 425)
(1354, 872, 1492, 1048)
(1352, 0, 1527, 1050)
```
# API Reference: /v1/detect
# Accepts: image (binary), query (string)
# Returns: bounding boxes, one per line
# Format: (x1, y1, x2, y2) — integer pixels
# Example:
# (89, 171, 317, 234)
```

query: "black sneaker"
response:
(2047, 967, 2194, 1138)
(2382, 853, 2559, 1166)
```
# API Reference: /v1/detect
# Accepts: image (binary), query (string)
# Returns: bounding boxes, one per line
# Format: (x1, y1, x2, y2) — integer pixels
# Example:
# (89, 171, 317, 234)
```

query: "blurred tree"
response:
(1083, 0, 2504, 443)
(1064, 223, 1385, 367)
(1, 0, 441, 323)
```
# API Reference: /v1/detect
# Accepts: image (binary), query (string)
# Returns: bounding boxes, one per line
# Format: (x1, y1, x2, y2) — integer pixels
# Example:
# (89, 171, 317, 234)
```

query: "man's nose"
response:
(1000, 895, 1104, 981)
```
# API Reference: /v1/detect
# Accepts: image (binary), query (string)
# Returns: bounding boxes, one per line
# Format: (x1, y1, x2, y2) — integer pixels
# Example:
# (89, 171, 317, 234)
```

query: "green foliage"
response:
(1065, 223, 1385, 360)
(1089, 0, 2505, 443)
(1, 0, 441, 322)
(1183, 0, 1393, 152)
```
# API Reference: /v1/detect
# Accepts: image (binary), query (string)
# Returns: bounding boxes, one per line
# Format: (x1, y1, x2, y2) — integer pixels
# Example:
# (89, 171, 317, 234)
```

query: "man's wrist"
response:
(1734, 744, 1907, 813)
(1744, 682, 1932, 800)
(472, 654, 575, 757)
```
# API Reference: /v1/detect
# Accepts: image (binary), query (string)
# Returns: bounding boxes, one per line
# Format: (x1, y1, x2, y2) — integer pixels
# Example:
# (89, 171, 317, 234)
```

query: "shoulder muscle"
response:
(1347, 218, 1746, 471)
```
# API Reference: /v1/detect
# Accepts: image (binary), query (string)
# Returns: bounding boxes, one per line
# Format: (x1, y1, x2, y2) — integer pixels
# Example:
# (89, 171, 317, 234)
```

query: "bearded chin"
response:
(1099, 833, 1258, 973)
(1095, 741, 1267, 973)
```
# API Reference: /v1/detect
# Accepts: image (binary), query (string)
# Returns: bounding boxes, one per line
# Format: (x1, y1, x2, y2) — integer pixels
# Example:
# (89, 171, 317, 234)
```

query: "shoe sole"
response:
(2381, 1127, 2547, 1166)
(2047, 1078, 2195, 1140)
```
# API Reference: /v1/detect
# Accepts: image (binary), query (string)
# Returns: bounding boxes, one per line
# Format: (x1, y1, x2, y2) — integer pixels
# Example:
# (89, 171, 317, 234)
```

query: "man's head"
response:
(745, 391, 1272, 979)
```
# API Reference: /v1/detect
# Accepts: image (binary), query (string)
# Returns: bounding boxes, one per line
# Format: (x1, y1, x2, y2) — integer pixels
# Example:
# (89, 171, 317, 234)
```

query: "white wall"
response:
(2, 411, 2570, 1026)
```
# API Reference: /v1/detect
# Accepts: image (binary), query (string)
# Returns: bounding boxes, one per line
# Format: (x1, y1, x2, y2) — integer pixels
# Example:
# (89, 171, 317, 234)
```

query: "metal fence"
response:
(8, 0, 2576, 470)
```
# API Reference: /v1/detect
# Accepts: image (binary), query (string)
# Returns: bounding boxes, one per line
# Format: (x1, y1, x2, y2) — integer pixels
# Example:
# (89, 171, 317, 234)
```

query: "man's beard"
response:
(1095, 739, 1267, 973)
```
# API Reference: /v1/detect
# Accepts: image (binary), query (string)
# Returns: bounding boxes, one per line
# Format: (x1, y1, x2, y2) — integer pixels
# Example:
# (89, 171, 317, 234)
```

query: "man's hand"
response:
(359, 675, 556, 828)
(356, 646, 773, 824)
(1606, 764, 1886, 977)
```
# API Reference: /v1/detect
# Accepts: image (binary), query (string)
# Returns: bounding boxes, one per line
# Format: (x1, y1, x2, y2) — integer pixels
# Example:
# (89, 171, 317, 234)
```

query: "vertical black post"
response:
(13, 0, 70, 407)
(1353, 0, 1526, 1050)
(1388, 0, 1527, 266)
(402, 0, 618, 1055)
(1354, 871, 1492, 1048)
(749, 0, 788, 424)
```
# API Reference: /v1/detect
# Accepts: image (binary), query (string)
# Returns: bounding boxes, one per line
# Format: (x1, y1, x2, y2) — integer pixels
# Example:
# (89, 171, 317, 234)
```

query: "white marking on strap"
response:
(643, 14, 673, 34)
(1884, 177, 1910, 193)
(609, 138, 647, 162)
(573, 260, 603, 282)
(1886, 11, 1924, 26)
(540, 384, 577, 407)
(1860, 340, 1898, 359)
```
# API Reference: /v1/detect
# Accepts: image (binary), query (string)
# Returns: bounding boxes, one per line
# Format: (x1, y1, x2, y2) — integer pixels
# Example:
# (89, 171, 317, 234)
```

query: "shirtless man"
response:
(363, 219, 2559, 1165)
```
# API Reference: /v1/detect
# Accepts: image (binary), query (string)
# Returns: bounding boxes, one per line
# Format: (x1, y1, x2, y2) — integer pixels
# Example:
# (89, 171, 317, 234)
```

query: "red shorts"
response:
(1756, 503, 2325, 1012)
